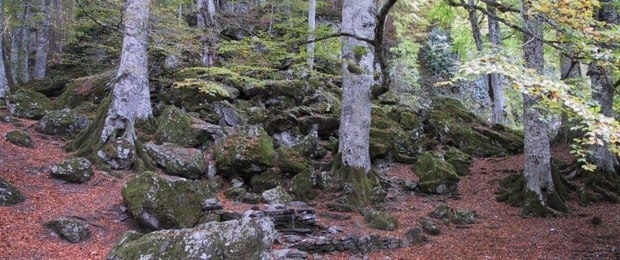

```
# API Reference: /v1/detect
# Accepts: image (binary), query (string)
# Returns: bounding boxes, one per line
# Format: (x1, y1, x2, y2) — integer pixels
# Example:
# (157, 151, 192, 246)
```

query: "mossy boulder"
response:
(5, 130, 34, 149)
(362, 209, 398, 231)
(44, 217, 91, 243)
(55, 71, 114, 109)
(262, 186, 293, 204)
(0, 177, 26, 206)
(250, 169, 285, 193)
(277, 147, 309, 175)
(35, 109, 90, 138)
(107, 214, 277, 260)
(289, 171, 318, 201)
(122, 171, 213, 230)
(154, 106, 203, 147)
(7, 89, 53, 119)
(214, 125, 277, 181)
(444, 146, 473, 176)
(144, 142, 206, 179)
(98, 138, 136, 170)
(426, 98, 523, 156)
(412, 152, 460, 194)
(369, 126, 416, 162)
(51, 157, 94, 183)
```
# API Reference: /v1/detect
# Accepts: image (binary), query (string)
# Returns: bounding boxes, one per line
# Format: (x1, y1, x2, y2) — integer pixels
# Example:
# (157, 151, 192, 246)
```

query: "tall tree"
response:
(33, 0, 51, 79)
(197, 0, 217, 66)
(520, 1, 567, 216)
(487, 2, 504, 124)
(0, 0, 9, 104)
(307, 0, 316, 69)
(68, 0, 154, 170)
(19, 0, 32, 83)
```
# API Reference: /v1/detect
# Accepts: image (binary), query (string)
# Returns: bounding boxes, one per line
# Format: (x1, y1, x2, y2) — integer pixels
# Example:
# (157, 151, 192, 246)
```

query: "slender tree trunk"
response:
(338, 0, 375, 173)
(521, 2, 564, 216)
(19, 0, 31, 83)
(33, 0, 50, 79)
(307, 0, 316, 70)
(488, 4, 504, 124)
(0, 0, 9, 104)
(198, 0, 217, 66)
(9, 28, 19, 86)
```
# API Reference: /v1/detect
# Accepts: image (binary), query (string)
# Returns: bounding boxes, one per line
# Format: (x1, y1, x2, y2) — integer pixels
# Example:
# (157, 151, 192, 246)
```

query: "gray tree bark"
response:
(488, 3, 504, 124)
(521, 2, 560, 215)
(19, 0, 31, 83)
(307, 0, 316, 70)
(100, 0, 152, 148)
(0, 0, 9, 103)
(588, 0, 619, 175)
(9, 28, 19, 86)
(198, 0, 217, 66)
(338, 0, 375, 173)
(33, 0, 51, 79)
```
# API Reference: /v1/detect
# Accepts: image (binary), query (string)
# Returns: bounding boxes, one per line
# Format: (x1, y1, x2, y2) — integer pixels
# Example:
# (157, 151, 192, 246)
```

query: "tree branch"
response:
(371, 0, 398, 98)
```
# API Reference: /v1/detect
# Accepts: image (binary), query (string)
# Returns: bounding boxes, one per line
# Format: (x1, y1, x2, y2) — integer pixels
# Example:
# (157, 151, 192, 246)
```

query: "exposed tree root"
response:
(578, 168, 620, 204)
(330, 153, 386, 208)
(496, 162, 572, 217)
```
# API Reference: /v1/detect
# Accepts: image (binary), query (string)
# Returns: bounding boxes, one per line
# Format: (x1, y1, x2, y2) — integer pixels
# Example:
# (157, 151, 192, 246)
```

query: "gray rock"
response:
(5, 130, 34, 149)
(44, 217, 91, 243)
(419, 219, 440, 236)
(453, 209, 477, 225)
(144, 142, 206, 179)
(262, 186, 293, 204)
(202, 198, 223, 211)
(163, 55, 180, 71)
(35, 109, 90, 138)
(412, 152, 460, 194)
(51, 157, 93, 183)
(273, 248, 308, 260)
(107, 214, 277, 260)
(97, 138, 136, 170)
(214, 125, 277, 181)
(122, 171, 213, 230)
(0, 177, 26, 206)
(7, 89, 53, 119)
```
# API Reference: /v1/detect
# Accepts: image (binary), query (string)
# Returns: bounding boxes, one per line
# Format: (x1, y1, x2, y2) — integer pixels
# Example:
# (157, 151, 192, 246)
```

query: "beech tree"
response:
(33, 0, 51, 79)
(307, 0, 316, 69)
(0, 0, 9, 104)
(68, 0, 154, 170)
(197, 0, 217, 66)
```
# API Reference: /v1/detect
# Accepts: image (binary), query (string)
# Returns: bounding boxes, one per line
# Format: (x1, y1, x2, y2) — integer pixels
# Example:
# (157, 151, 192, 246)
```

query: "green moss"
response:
(362, 209, 398, 231)
(5, 130, 34, 149)
(412, 152, 460, 194)
(331, 153, 385, 207)
(214, 126, 277, 180)
(277, 147, 309, 175)
(0, 177, 26, 205)
(353, 46, 368, 61)
(7, 89, 53, 119)
(154, 106, 201, 147)
(444, 146, 473, 176)
(289, 170, 318, 201)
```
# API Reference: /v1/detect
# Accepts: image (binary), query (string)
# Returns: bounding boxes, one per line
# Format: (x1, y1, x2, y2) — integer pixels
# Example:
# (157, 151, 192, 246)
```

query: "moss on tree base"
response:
(330, 153, 385, 208)
(496, 162, 572, 217)
(581, 168, 620, 204)
(65, 95, 156, 172)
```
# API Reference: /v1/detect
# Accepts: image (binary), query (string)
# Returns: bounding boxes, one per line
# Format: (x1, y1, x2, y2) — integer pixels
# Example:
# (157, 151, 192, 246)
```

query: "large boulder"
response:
(97, 137, 136, 170)
(107, 212, 277, 260)
(412, 152, 460, 194)
(7, 89, 53, 119)
(122, 171, 213, 230)
(0, 177, 26, 206)
(214, 125, 277, 180)
(50, 157, 94, 183)
(35, 109, 90, 138)
(145, 142, 206, 179)
(444, 146, 473, 176)
(44, 217, 91, 243)
(154, 106, 225, 148)
(425, 98, 523, 156)
(55, 71, 114, 109)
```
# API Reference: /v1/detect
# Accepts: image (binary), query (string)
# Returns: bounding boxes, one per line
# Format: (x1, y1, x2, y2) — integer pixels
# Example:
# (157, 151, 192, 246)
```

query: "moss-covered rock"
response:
(98, 137, 136, 170)
(412, 152, 460, 194)
(426, 97, 523, 156)
(362, 209, 398, 231)
(144, 142, 206, 179)
(289, 170, 318, 201)
(122, 171, 213, 230)
(214, 125, 277, 181)
(277, 147, 309, 175)
(55, 71, 114, 109)
(250, 169, 285, 193)
(444, 146, 473, 176)
(7, 89, 53, 119)
(35, 109, 91, 138)
(5, 130, 34, 149)
(51, 157, 94, 183)
(44, 217, 91, 243)
(0, 177, 26, 206)
(262, 186, 293, 204)
(154, 106, 204, 147)
(107, 214, 277, 260)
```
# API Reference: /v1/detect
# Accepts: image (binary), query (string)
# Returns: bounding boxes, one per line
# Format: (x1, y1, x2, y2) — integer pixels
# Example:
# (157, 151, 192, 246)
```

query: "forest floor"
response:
(0, 114, 619, 260)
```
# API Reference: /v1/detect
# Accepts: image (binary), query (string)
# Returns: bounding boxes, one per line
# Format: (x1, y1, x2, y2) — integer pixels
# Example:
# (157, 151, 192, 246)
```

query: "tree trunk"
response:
(198, 0, 217, 66)
(0, 0, 9, 104)
(33, 0, 50, 80)
(488, 4, 504, 125)
(521, 2, 566, 216)
(9, 28, 19, 86)
(338, 0, 375, 173)
(307, 0, 316, 70)
(19, 0, 31, 83)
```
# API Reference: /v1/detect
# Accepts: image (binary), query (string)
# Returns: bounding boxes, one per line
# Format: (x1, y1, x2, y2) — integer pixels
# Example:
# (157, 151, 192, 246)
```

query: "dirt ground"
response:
(0, 115, 618, 260)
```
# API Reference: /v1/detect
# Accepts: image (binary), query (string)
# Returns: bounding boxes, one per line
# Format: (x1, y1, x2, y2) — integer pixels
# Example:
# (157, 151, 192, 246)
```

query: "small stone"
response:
(44, 217, 91, 243)
(202, 198, 224, 211)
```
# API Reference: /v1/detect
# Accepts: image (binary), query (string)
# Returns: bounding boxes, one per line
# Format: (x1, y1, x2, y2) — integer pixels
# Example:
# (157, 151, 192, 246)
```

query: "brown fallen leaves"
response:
(0, 115, 618, 260)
